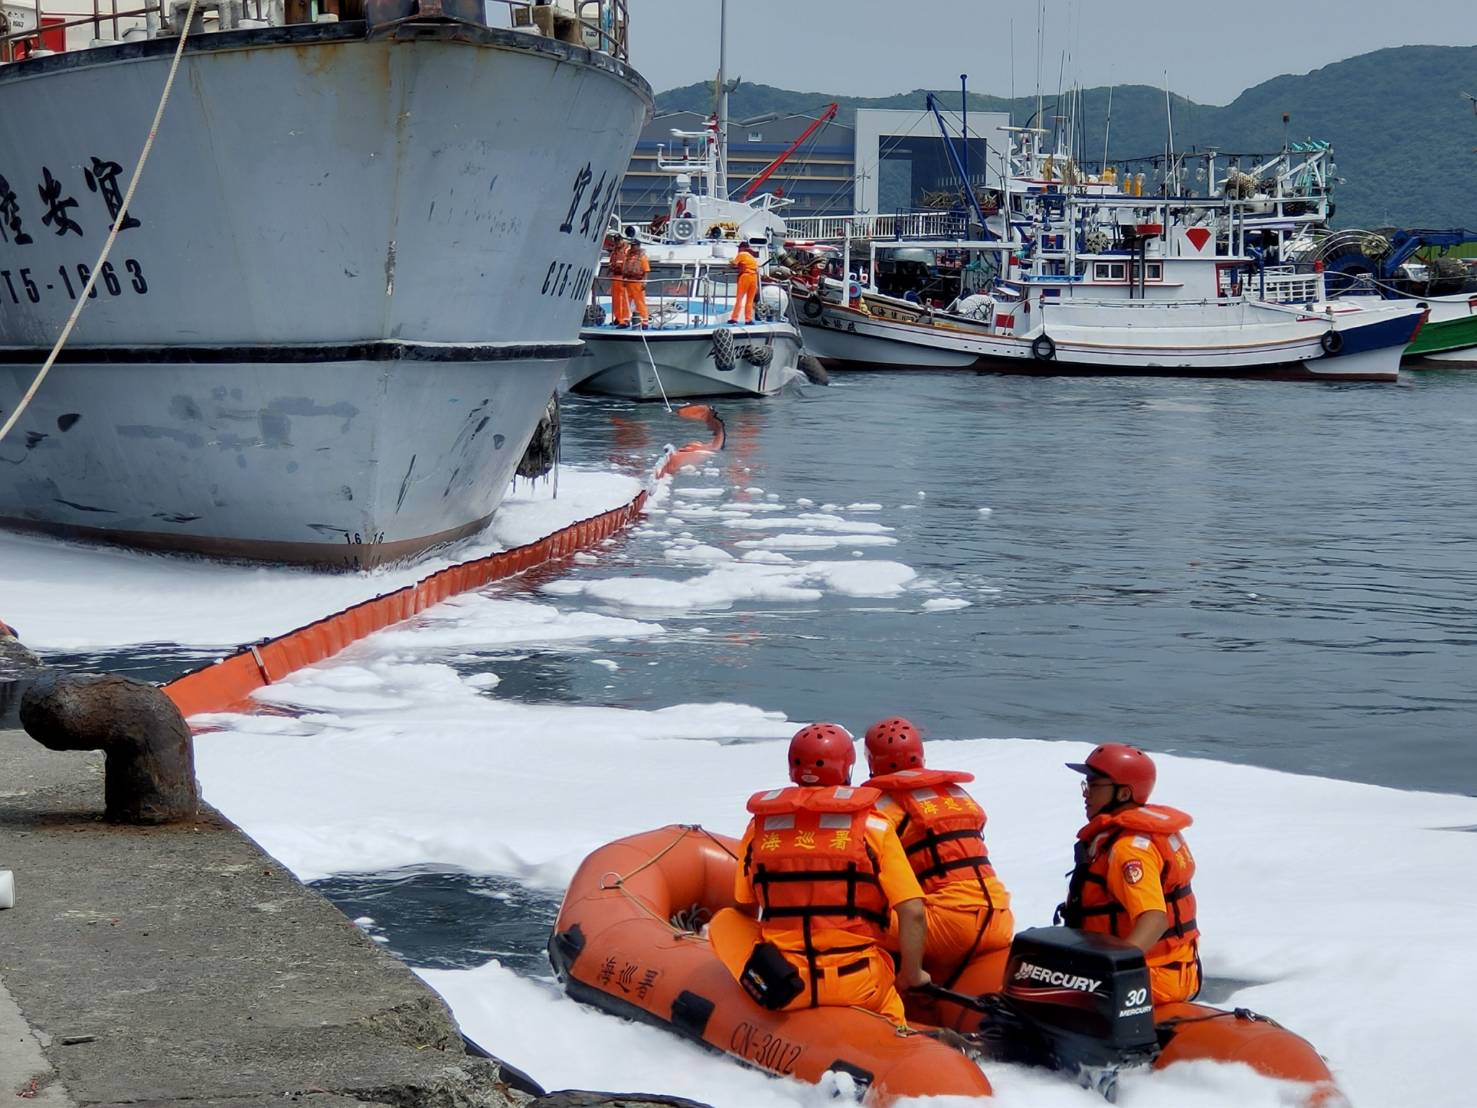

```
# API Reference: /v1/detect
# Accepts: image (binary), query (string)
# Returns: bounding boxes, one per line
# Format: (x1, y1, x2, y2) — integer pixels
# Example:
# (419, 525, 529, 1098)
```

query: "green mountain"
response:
(655, 45, 1477, 229)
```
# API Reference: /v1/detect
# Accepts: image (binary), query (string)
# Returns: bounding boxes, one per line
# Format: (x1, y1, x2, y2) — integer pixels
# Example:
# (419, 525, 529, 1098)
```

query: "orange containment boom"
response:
(163, 405, 726, 720)
(549, 825, 995, 1103)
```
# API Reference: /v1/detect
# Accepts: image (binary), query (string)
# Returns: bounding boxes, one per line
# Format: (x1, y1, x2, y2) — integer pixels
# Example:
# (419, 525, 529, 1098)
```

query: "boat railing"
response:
(783, 211, 970, 244)
(591, 269, 759, 331)
(1256, 265, 1327, 305)
(1042, 295, 1252, 310)
(0, 0, 628, 60)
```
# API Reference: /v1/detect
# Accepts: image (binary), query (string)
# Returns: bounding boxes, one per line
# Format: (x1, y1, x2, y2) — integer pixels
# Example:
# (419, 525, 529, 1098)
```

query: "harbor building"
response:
(616, 107, 1011, 224)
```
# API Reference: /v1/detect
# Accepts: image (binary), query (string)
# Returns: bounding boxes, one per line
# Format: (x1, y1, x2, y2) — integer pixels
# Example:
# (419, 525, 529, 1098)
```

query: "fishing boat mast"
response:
(715, 0, 729, 198)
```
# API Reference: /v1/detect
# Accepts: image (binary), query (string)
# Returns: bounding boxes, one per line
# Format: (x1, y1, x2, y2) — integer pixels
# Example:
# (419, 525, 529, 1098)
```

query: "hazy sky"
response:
(628, 0, 1476, 106)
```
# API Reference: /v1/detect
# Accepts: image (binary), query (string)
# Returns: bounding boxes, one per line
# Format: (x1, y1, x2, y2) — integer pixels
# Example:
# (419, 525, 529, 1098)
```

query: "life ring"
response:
(1319, 330, 1343, 356)
(1032, 334, 1057, 361)
(801, 293, 825, 320)
(847, 279, 861, 301)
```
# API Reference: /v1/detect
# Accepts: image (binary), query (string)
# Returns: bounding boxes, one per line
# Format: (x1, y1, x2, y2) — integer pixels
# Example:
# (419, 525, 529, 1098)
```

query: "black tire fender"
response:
(1320, 330, 1343, 356)
(712, 326, 737, 371)
(802, 293, 825, 320)
(1032, 334, 1057, 361)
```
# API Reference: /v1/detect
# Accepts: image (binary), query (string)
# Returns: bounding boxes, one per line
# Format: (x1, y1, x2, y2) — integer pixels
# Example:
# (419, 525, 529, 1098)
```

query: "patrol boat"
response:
(0, 0, 650, 568)
(568, 122, 807, 401)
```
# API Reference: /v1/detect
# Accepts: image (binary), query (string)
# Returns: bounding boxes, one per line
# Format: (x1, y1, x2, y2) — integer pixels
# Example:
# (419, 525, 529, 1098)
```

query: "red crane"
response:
(738, 103, 839, 201)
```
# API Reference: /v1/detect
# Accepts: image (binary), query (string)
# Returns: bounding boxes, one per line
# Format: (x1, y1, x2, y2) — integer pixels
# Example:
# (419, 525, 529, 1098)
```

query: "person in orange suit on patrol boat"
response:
(861, 717, 1015, 985)
(729, 241, 760, 324)
(604, 232, 630, 327)
(1059, 743, 1201, 1006)
(621, 230, 650, 328)
(709, 722, 931, 1025)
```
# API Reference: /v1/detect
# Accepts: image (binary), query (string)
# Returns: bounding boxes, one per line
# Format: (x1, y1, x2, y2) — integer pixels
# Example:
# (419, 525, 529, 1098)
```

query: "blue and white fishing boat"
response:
(799, 127, 1424, 381)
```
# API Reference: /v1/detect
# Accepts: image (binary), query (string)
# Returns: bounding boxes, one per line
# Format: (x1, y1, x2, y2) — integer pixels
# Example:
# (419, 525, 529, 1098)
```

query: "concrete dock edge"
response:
(0, 727, 533, 1108)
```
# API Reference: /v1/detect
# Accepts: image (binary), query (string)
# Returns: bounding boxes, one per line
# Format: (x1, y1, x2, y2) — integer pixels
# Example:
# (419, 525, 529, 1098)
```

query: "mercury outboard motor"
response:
(975, 927, 1160, 1101)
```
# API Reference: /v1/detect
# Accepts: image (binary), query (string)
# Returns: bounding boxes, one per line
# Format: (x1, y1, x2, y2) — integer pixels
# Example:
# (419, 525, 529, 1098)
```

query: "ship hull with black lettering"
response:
(0, 22, 650, 568)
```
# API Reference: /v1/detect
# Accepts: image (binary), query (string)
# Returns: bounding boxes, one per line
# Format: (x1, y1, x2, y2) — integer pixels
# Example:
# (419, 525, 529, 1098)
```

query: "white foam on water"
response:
(0, 468, 641, 650)
(724, 514, 891, 534)
(734, 534, 898, 551)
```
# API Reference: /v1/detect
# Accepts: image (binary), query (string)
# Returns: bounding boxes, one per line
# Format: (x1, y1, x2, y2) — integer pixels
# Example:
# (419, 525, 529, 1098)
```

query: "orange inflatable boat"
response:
(549, 825, 1343, 1105)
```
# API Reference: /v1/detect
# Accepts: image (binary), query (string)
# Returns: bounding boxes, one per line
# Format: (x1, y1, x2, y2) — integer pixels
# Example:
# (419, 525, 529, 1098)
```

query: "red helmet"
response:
(788, 723, 855, 787)
(864, 716, 924, 775)
(1067, 743, 1156, 804)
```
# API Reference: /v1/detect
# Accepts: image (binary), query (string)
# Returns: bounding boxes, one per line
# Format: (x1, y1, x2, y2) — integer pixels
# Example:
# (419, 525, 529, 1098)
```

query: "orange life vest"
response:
(1061, 805, 1198, 961)
(743, 785, 890, 945)
(864, 768, 997, 894)
(606, 242, 629, 278)
(620, 249, 648, 282)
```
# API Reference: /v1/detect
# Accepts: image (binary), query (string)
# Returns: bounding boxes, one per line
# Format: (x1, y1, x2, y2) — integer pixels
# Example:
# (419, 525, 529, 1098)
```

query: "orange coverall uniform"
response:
(622, 247, 650, 326)
(714, 784, 925, 1024)
(730, 250, 760, 323)
(867, 768, 1014, 983)
(1061, 804, 1200, 1005)
(605, 241, 630, 325)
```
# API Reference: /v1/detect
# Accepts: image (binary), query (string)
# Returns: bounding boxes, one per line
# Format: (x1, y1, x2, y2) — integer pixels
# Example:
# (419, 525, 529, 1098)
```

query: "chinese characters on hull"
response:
(0, 155, 151, 308)
(0, 155, 144, 247)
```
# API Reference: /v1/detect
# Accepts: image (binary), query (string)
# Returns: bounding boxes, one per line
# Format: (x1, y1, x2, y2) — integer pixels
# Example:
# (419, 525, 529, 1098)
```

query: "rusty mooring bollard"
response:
(1, 621, 45, 730)
(20, 672, 200, 823)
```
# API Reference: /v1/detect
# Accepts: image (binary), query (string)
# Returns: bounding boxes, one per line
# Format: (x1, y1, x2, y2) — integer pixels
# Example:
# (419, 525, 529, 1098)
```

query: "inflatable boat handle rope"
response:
(1158, 1007, 1282, 1029)
(0, 0, 203, 447)
(597, 825, 738, 937)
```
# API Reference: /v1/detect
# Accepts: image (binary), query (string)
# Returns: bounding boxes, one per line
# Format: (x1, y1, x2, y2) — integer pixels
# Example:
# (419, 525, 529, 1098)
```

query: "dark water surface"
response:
(540, 372, 1477, 797)
(312, 870, 559, 974)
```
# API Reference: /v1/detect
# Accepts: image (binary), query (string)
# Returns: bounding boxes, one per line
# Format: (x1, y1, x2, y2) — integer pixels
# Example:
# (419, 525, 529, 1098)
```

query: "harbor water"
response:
(11, 368, 1477, 1107)
(541, 373, 1477, 796)
(309, 369, 1477, 977)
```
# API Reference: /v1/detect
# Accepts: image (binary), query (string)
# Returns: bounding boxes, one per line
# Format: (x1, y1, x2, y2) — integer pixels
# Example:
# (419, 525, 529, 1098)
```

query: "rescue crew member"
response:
(621, 231, 650, 328)
(604, 232, 630, 327)
(716, 722, 931, 1024)
(729, 241, 760, 324)
(861, 717, 1014, 985)
(1059, 743, 1201, 1005)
